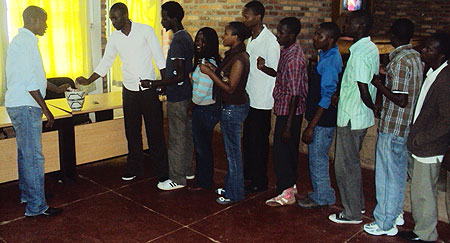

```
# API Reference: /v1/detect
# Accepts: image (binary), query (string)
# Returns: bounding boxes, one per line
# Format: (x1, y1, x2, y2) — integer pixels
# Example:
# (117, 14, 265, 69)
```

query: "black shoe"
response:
(245, 184, 268, 193)
(122, 173, 137, 181)
(297, 197, 327, 209)
(398, 231, 435, 242)
(42, 207, 63, 216)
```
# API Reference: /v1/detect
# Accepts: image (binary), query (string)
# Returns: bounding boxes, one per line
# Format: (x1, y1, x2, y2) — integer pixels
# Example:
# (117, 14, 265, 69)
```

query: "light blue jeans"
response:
(373, 131, 408, 230)
(7, 106, 48, 216)
(220, 103, 249, 202)
(308, 126, 336, 205)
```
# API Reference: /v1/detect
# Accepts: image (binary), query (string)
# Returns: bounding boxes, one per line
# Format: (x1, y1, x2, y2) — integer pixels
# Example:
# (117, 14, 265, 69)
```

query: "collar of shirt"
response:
(389, 44, 413, 61)
(281, 41, 299, 56)
(319, 45, 339, 60)
(426, 60, 448, 77)
(349, 36, 371, 53)
(248, 25, 269, 43)
(19, 28, 38, 43)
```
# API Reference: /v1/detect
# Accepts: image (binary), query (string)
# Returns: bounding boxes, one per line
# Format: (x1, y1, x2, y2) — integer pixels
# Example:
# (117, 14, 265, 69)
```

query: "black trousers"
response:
(122, 87, 169, 181)
(273, 115, 302, 194)
(243, 107, 272, 187)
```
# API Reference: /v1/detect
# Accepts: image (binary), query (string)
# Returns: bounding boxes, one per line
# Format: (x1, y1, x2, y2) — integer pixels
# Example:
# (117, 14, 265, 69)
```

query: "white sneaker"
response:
(363, 222, 398, 236)
(157, 179, 185, 191)
(186, 175, 195, 180)
(395, 213, 404, 226)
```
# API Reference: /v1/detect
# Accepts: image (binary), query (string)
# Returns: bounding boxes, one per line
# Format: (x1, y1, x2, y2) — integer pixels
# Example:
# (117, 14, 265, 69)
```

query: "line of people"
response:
(4, 2, 449, 242)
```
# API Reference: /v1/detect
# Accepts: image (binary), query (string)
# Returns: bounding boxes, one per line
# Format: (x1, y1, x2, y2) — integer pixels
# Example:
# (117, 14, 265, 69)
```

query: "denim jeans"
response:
(308, 125, 336, 205)
(220, 103, 249, 202)
(373, 132, 408, 230)
(7, 106, 49, 216)
(191, 103, 220, 188)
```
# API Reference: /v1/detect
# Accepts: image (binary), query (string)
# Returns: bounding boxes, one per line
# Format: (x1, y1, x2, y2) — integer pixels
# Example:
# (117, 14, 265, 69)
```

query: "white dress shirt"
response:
(94, 22, 166, 91)
(412, 60, 448, 164)
(245, 25, 280, 110)
(5, 28, 47, 108)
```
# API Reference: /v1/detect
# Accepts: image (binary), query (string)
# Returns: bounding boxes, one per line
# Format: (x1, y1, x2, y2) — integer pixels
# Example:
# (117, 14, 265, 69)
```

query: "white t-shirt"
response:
(245, 25, 280, 110)
(94, 22, 166, 91)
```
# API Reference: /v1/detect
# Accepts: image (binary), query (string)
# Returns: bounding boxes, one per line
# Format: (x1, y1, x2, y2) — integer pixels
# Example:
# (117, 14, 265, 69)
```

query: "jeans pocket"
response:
(391, 136, 407, 156)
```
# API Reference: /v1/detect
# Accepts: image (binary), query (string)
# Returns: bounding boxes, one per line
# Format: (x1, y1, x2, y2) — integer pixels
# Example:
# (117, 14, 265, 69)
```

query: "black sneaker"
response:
(297, 197, 326, 209)
(122, 173, 137, 181)
(328, 212, 362, 224)
(42, 207, 63, 216)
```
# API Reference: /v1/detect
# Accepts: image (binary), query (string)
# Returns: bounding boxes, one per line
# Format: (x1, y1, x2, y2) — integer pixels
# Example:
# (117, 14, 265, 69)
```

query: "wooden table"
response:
(0, 105, 72, 183)
(337, 36, 423, 54)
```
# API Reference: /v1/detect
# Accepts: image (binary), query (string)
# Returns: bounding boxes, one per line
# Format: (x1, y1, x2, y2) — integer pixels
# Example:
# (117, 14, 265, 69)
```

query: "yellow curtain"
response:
(108, 0, 161, 90)
(0, 0, 8, 105)
(6, 0, 91, 81)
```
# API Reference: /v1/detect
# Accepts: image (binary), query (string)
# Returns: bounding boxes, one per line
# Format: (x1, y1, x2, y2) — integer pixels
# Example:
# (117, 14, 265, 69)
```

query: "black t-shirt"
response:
(165, 30, 194, 102)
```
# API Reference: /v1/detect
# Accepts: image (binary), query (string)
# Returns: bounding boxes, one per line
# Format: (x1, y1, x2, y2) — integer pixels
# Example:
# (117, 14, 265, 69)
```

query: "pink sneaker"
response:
(265, 187, 296, 207)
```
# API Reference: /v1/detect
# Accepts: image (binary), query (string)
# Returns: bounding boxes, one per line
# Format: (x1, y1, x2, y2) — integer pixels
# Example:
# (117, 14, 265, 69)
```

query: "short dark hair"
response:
(110, 2, 128, 16)
(227, 22, 252, 42)
(432, 32, 450, 60)
(390, 18, 414, 43)
(161, 1, 184, 22)
(244, 1, 265, 20)
(319, 22, 341, 43)
(22, 6, 46, 24)
(280, 17, 301, 37)
(349, 10, 373, 35)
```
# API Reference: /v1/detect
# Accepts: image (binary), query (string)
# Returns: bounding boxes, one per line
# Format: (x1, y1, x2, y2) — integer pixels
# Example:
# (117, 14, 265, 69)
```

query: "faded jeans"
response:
(373, 132, 408, 230)
(220, 103, 249, 202)
(7, 106, 49, 216)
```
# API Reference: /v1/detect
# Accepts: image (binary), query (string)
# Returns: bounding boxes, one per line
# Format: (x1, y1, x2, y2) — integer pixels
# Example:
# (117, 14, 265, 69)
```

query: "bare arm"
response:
(257, 57, 277, 77)
(47, 82, 70, 93)
(141, 60, 183, 88)
(200, 59, 244, 94)
(29, 90, 54, 128)
(76, 72, 101, 86)
(302, 107, 325, 144)
(372, 75, 408, 108)
(357, 82, 376, 112)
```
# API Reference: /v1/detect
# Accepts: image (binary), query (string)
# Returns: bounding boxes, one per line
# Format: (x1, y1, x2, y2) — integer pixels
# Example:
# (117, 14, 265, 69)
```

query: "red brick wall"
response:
(373, 0, 450, 37)
(164, 0, 333, 58)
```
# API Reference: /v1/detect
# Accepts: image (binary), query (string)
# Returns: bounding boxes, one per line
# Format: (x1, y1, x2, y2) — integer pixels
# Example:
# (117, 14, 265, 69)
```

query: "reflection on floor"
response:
(0, 131, 449, 242)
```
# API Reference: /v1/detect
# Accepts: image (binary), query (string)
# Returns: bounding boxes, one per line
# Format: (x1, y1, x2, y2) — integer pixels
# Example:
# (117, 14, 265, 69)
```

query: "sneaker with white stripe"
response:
(157, 179, 185, 191)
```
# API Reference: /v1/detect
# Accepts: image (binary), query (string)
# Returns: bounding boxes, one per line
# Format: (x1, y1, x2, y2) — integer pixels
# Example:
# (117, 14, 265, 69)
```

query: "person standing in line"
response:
(297, 22, 342, 209)
(398, 33, 450, 243)
(363, 19, 423, 236)
(188, 27, 221, 190)
(199, 22, 251, 204)
(328, 10, 379, 224)
(5, 6, 62, 217)
(76, 3, 169, 186)
(262, 17, 308, 207)
(141, 1, 194, 190)
(241, 0, 280, 193)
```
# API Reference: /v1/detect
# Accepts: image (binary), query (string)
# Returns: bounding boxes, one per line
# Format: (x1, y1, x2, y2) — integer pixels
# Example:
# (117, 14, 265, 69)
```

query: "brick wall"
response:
(373, 0, 450, 37)
(163, 0, 333, 58)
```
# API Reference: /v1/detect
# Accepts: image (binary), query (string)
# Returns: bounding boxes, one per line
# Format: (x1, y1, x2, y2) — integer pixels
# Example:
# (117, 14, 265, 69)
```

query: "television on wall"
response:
(332, 0, 373, 21)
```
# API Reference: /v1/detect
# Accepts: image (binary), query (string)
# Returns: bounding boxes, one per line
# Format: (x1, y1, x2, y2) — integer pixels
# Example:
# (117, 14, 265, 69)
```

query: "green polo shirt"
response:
(337, 36, 379, 130)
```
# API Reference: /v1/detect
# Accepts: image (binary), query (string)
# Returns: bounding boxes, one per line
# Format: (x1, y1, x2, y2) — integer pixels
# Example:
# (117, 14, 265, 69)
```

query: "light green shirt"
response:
(337, 37, 379, 130)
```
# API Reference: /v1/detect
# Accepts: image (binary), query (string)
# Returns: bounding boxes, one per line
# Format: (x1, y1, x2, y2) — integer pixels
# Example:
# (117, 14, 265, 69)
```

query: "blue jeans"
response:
(373, 132, 408, 230)
(7, 106, 48, 216)
(308, 126, 336, 205)
(192, 104, 220, 188)
(220, 103, 249, 202)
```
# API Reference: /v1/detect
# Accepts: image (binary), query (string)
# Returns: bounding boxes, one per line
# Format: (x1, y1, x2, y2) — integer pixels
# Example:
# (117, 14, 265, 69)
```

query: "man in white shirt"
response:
(398, 33, 450, 242)
(5, 6, 62, 217)
(76, 3, 169, 185)
(242, 1, 280, 193)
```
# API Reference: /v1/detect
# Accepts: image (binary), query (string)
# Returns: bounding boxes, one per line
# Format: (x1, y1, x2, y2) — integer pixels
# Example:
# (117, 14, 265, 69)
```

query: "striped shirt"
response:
(192, 58, 217, 105)
(379, 44, 423, 137)
(273, 42, 308, 116)
(337, 37, 379, 129)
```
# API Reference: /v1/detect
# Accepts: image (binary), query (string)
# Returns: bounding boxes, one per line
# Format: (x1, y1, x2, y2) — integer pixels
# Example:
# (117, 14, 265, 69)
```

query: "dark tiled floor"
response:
(1, 132, 449, 242)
